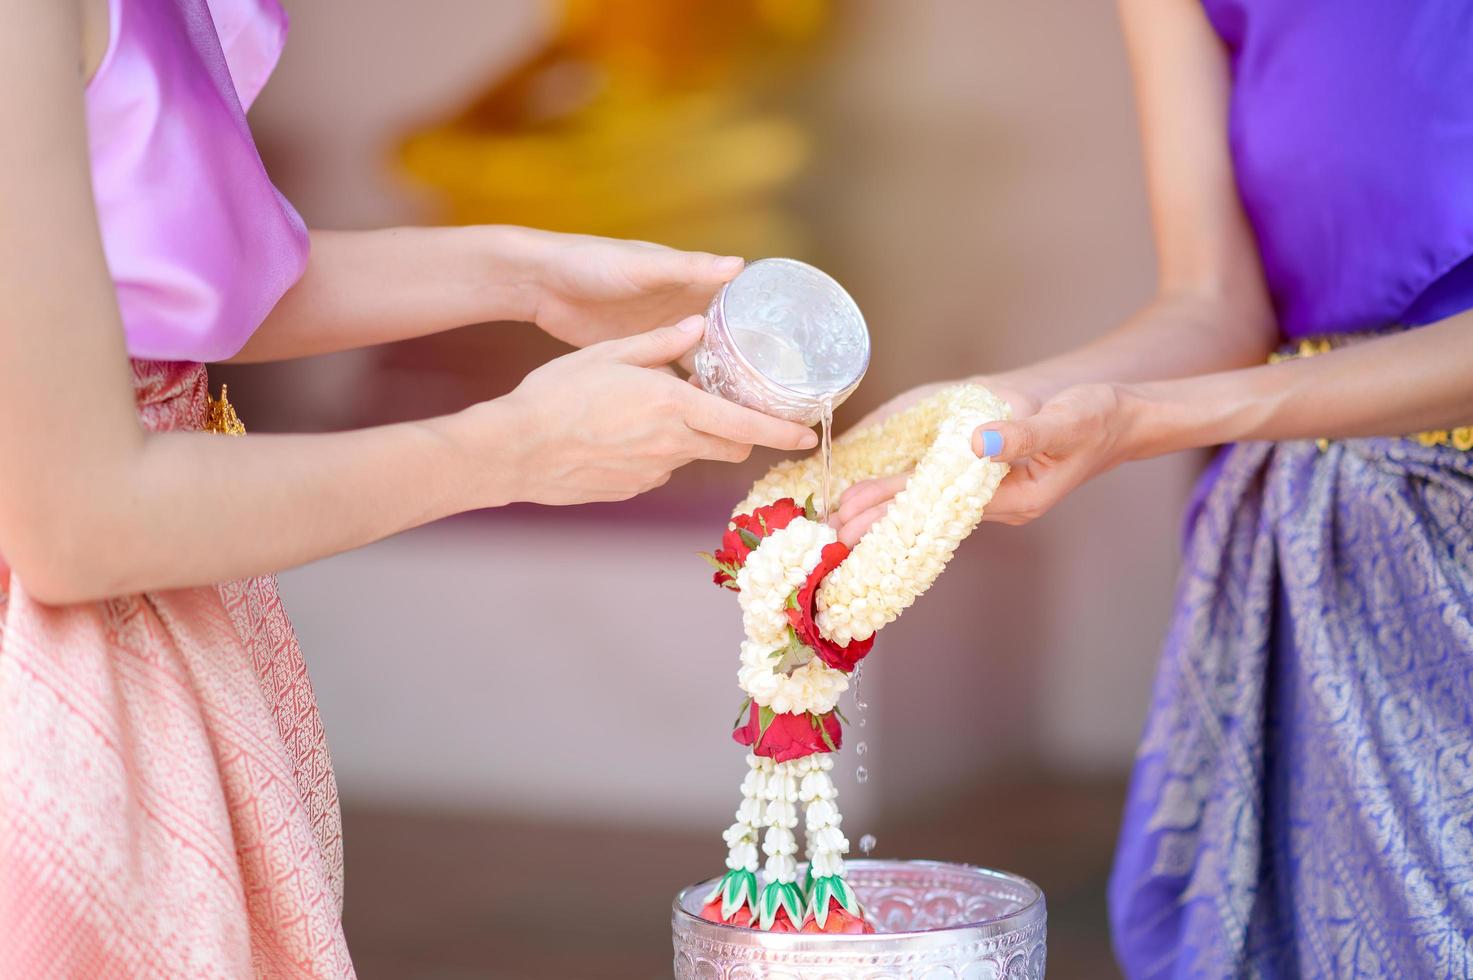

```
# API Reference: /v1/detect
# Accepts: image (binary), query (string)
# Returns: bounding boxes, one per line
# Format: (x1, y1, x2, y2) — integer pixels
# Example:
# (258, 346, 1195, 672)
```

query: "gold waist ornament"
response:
(1267, 336, 1473, 451)
(203, 384, 246, 436)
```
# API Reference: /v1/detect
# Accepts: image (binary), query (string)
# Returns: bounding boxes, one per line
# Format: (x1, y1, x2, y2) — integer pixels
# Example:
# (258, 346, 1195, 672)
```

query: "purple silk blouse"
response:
(1202, 0, 1473, 337)
(84, 0, 309, 363)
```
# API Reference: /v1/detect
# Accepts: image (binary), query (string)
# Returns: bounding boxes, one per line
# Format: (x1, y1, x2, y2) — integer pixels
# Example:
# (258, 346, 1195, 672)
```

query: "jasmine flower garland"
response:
(701, 384, 1011, 932)
(735, 384, 1011, 646)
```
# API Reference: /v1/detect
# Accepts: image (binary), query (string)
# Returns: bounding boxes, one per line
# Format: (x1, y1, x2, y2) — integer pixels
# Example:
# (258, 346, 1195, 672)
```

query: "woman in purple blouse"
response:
(840, 0, 1473, 975)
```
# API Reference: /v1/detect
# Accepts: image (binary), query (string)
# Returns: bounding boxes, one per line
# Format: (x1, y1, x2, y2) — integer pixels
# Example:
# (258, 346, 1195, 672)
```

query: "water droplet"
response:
(855, 766, 869, 783)
(855, 741, 868, 756)
(859, 834, 877, 855)
(854, 698, 869, 712)
(857, 716, 867, 728)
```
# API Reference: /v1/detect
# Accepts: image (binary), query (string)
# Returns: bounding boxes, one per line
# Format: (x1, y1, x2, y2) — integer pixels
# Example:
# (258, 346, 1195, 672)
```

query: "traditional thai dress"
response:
(1110, 2, 1473, 977)
(0, 1, 352, 976)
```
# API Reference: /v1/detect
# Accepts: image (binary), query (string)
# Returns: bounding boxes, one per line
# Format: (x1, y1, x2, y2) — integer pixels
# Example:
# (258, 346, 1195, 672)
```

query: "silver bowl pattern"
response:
(672, 860, 1046, 979)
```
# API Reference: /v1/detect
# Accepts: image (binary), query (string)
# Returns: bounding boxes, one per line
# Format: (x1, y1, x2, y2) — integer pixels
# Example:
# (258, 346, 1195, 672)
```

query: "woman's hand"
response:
(829, 375, 1042, 544)
(832, 382, 1137, 543)
(959, 382, 1140, 525)
(522, 230, 744, 352)
(474, 315, 818, 506)
(849, 374, 1043, 432)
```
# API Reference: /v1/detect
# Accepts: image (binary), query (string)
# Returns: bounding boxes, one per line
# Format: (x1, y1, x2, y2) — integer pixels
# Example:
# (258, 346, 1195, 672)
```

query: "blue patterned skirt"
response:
(1109, 433, 1473, 978)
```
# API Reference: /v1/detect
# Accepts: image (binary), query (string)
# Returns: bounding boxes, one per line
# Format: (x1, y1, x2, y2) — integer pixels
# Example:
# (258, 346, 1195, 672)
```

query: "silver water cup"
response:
(672, 859, 1047, 979)
(694, 257, 870, 426)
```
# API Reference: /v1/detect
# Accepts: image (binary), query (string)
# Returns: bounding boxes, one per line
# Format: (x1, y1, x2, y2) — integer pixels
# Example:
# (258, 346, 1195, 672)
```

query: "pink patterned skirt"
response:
(0, 361, 353, 978)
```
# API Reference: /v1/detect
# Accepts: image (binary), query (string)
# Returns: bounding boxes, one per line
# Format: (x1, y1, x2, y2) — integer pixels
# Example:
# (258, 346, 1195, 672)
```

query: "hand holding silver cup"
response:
(693, 257, 870, 427)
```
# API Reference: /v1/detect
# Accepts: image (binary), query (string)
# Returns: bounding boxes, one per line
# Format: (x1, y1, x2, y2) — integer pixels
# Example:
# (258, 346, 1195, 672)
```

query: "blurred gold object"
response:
(399, 0, 827, 257)
(1413, 427, 1473, 451)
(204, 385, 246, 436)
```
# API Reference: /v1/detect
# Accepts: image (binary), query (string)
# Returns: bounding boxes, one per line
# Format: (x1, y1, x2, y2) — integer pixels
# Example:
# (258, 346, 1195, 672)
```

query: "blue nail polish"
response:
(980, 430, 1003, 457)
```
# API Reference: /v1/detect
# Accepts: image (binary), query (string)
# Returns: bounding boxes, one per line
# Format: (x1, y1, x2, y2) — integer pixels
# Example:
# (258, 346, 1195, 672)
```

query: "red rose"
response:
(786, 541, 875, 672)
(700, 898, 753, 928)
(732, 703, 842, 762)
(743, 498, 806, 535)
(710, 498, 809, 588)
(710, 528, 751, 588)
(801, 899, 876, 935)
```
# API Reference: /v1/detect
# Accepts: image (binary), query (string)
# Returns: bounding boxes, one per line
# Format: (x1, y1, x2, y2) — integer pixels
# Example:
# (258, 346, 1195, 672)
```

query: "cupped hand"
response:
(495, 316, 818, 505)
(958, 382, 1139, 525)
(830, 376, 1043, 545)
(847, 375, 1042, 433)
(524, 231, 743, 353)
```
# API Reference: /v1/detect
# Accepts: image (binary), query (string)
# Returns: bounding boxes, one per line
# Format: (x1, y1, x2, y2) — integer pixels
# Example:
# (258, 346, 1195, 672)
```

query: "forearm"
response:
(14, 404, 519, 603)
(989, 0, 1282, 407)
(1126, 311, 1473, 457)
(232, 225, 548, 363)
(992, 289, 1278, 405)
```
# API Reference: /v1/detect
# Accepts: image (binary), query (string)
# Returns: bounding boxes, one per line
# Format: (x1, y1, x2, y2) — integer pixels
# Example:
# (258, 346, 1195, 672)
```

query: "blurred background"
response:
(220, 1, 1205, 976)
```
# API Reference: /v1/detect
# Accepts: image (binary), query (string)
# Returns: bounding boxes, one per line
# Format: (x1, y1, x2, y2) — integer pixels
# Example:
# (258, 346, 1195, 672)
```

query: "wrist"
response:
(465, 224, 554, 325)
(430, 398, 529, 511)
(1118, 373, 1268, 460)
(1112, 382, 1174, 461)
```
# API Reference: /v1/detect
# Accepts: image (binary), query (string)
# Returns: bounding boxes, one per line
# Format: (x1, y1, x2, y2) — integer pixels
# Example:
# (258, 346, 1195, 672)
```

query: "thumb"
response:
(972, 414, 1070, 463)
(601, 315, 706, 367)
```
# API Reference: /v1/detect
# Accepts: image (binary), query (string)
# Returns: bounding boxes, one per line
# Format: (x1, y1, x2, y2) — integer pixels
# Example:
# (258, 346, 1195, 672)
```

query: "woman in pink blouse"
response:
(0, 1, 815, 975)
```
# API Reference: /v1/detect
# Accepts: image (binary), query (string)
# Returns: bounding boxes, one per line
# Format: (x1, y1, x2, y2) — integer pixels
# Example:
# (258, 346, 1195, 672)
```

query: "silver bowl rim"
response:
(710, 256, 871, 406)
(671, 858, 1045, 947)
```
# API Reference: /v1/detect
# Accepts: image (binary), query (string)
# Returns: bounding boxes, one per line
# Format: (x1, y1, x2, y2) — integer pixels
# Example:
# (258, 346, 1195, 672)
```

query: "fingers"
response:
(690, 251, 744, 281)
(834, 473, 909, 528)
(601, 315, 706, 367)
(977, 475, 1049, 526)
(685, 431, 754, 464)
(836, 502, 890, 548)
(633, 247, 744, 286)
(682, 388, 818, 451)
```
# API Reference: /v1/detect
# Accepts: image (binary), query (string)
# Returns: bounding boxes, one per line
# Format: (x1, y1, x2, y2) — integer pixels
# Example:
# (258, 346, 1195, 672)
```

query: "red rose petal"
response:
(786, 542, 875, 672)
(767, 907, 801, 933)
(700, 898, 753, 928)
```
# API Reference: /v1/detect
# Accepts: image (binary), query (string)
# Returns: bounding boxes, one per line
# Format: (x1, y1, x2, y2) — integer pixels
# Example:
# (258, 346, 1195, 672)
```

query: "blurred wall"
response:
(247, 0, 1197, 829)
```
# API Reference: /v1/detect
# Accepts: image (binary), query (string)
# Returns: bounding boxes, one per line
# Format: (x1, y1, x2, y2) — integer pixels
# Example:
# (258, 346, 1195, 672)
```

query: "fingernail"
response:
(679, 315, 705, 334)
(980, 430, 1003, 457)
(800, 431, 818, 449)
(717, 256, 744, 273)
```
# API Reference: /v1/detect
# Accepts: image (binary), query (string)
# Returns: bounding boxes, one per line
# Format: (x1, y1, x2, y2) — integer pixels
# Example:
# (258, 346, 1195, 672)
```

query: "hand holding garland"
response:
(700, 383, 1012, 932)
(835, 309, 1473, 541)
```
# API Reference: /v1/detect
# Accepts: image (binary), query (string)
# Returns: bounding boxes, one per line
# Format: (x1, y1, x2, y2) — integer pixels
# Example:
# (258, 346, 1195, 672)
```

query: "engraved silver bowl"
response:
(672, 860, 1047, 979)
(694, 257, 869, 426)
